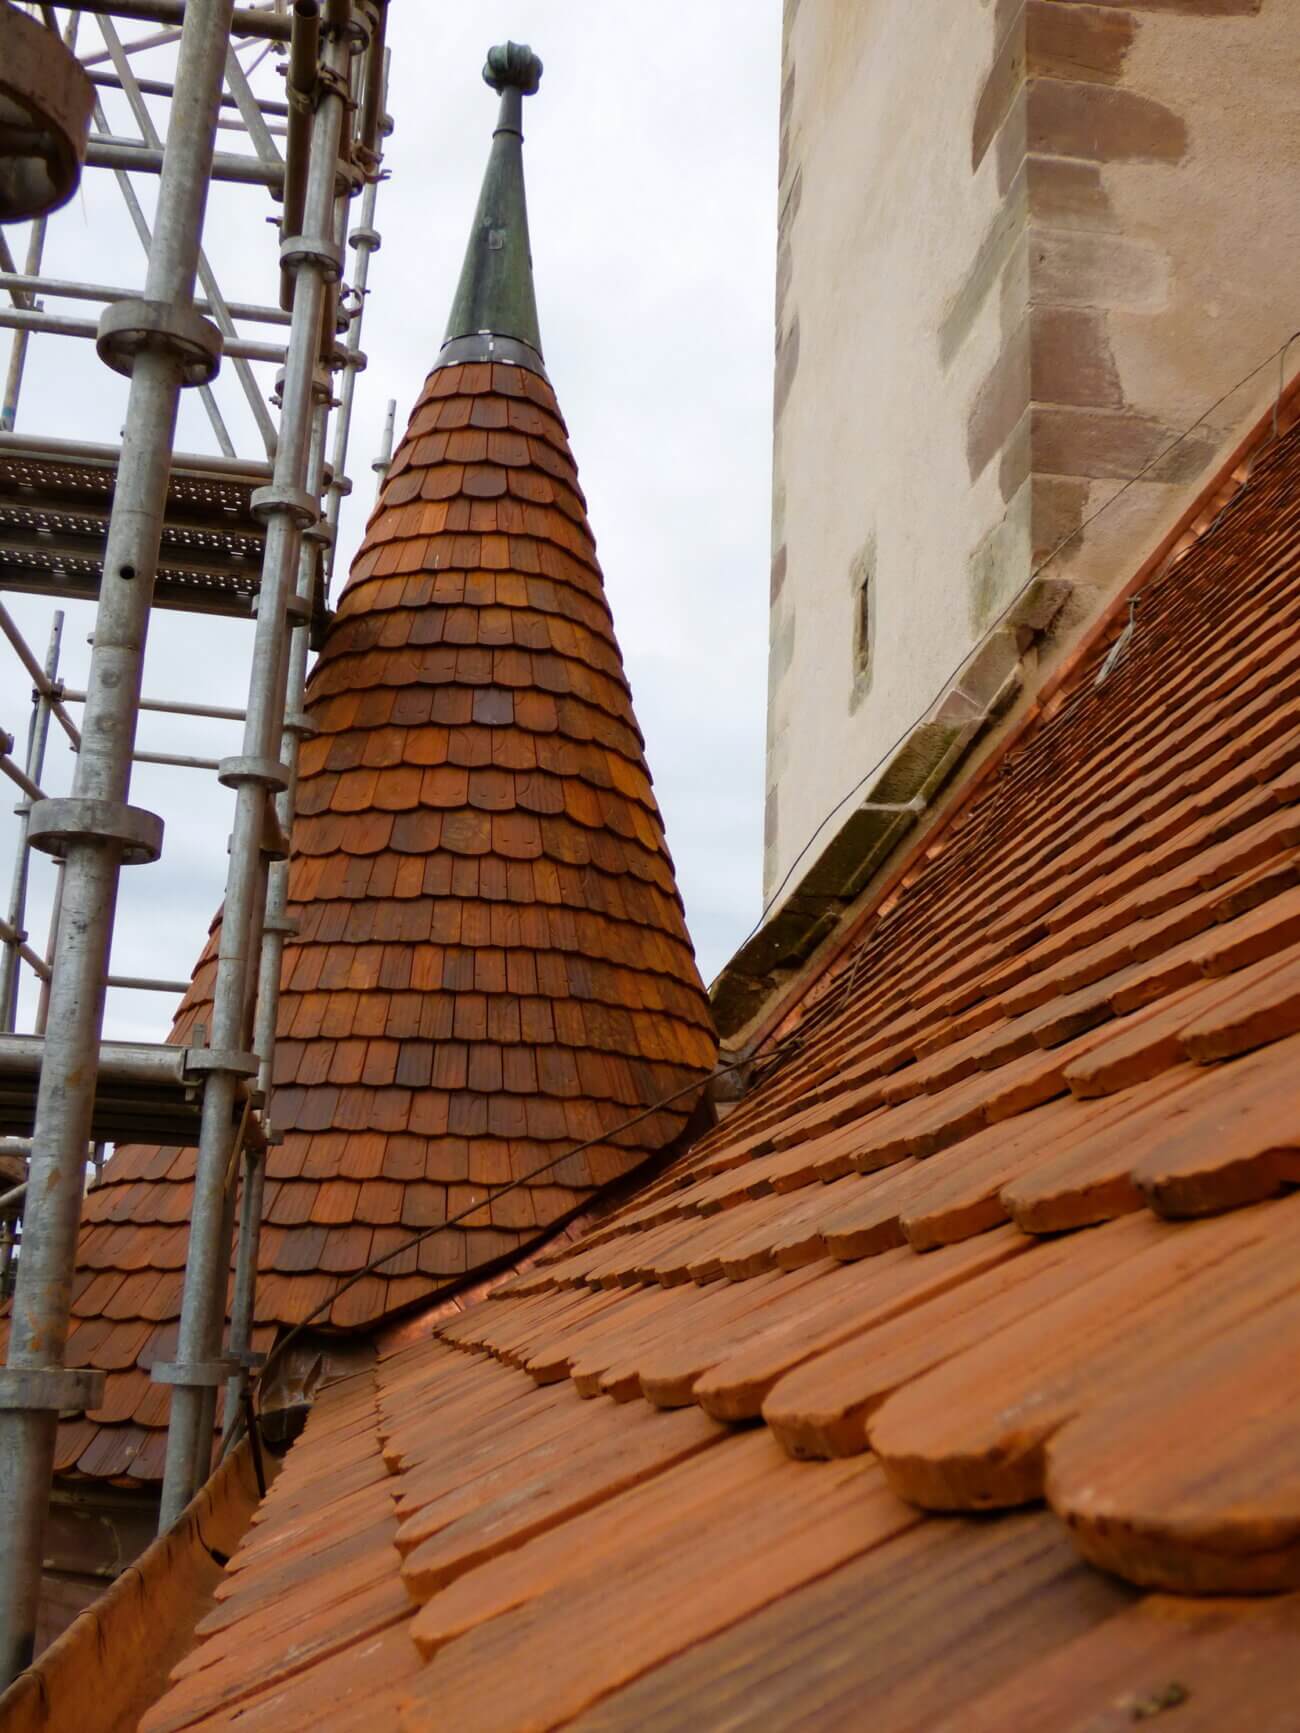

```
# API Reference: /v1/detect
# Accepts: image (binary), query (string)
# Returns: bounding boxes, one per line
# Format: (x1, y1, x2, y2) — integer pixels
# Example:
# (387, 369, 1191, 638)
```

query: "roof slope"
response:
(138, 381, 1300, 1724)
(15, 368, 714, 1487)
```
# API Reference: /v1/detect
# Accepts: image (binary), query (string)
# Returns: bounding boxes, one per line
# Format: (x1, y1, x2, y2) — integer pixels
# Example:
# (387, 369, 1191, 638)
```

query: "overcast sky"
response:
(1, 2, 780, 1044)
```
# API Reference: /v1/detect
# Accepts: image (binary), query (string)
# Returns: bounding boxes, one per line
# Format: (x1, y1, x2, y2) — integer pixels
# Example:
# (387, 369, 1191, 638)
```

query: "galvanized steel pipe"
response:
(0, 918, 51, 984)
(1, 616, 61, 1032)
(158, 13, 351, 1531)
(0, 305, 284, 364)
(62, 687, 247, 722)
(222, 390, 330, 1440)
(0, 754, 44, 806)
(0, 601, 80, 750)
(87, 66, 289, 118)
(279, 2, 322, 311)
(0, 270, 291, 328)
(63, 2, 290, 41)
(325, 114, 385, 583)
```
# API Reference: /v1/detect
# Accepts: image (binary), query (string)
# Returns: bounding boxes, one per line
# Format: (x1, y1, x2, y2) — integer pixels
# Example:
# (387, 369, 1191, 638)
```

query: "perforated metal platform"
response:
(0, 433, 330, 640)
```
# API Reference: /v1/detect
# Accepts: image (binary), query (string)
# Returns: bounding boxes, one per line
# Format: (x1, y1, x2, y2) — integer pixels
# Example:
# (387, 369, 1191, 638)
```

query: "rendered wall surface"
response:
(766, 0, 1300, 905)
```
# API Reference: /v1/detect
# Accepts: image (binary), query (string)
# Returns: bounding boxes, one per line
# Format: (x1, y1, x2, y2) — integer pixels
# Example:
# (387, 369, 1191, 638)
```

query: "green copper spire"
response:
(437, 42, 546, 377)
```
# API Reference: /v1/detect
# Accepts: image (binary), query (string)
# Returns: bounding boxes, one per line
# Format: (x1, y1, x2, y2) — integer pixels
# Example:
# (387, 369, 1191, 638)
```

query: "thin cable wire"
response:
(242, 330, 1300, 1424)
(1274, 334, 1300, 441)
(715, 330, 1300, 986)
(249, 1038, 802, 1399)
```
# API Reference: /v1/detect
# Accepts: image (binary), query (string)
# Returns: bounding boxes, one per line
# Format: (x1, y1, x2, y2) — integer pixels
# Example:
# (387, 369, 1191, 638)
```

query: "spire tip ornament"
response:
(436, 42, 547, 378)
(483, 42, 543, 98)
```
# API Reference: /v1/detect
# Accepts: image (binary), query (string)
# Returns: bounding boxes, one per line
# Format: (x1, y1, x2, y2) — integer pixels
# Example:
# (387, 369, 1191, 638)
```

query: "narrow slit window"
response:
(849, 537, 876, 710)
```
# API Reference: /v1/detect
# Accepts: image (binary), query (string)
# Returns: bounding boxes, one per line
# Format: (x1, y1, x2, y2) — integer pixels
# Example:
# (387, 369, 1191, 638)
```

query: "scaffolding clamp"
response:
(248, 584, 313, 621)
(303, 515, 335, 547)
(150, 1359, 235, 1388)
(96, 298, 223, 387)
(27, 798, 163, 866)
(218, 755, 292, 793)
(250, 483, 317, 527)
(279, 232, 343, 282)
(0, 1366, 105, 1413)
(183, 1048, 260, 1080)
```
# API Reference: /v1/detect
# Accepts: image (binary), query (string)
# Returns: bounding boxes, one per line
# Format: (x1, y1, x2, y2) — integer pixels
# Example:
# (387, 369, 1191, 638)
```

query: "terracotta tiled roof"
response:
(6, 357, 716, 1485)
(138, 395, 1300, 1724)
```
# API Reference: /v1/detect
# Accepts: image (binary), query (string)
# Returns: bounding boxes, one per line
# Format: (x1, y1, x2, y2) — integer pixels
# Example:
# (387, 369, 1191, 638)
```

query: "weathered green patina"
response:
(440, 42, 546, 372)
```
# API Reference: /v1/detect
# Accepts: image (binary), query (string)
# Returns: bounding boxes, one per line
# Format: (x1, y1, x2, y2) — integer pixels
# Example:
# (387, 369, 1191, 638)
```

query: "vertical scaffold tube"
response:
(157, 15, 353, 1531)
(222, 394, 326, 1441)
(0, 613, 64, 1033)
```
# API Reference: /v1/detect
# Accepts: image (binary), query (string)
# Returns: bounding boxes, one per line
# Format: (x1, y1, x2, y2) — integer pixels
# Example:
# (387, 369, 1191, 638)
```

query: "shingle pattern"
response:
(4, 359, 715, 1484)
(139, 387, 1300, 1723)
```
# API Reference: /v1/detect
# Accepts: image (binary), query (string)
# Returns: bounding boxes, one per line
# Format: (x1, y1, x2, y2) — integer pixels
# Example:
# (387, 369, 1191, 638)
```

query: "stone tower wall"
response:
(766, 0, 1300, 907)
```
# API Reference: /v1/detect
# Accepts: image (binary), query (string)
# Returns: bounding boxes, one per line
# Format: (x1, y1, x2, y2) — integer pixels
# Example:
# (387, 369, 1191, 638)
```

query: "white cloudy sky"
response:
(1, 2, 780, 1044)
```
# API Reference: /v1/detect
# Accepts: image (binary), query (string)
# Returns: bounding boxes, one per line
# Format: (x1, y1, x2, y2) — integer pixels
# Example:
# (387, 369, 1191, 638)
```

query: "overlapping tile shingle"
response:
(138, 369, 1300, 1723)
(6, 358, 716, 1483)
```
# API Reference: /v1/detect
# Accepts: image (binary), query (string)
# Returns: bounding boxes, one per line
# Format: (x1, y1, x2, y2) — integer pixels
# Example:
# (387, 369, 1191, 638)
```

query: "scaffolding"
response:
(0, 0, 392, 1683)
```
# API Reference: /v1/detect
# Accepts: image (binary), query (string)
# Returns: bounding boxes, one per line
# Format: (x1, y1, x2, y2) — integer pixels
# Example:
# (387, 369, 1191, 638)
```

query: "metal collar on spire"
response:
(435, 42, 547, 379)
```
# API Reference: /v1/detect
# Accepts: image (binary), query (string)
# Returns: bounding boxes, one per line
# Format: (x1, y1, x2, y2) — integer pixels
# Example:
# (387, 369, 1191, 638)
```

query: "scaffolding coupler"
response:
(96, 297, 223, 385)
(27, 797, 164, 865)
(0, 1368, 105, 1414)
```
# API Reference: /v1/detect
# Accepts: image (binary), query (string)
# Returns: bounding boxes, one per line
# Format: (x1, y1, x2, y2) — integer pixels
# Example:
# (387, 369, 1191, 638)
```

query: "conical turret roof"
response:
(12, 49, 717, 1484)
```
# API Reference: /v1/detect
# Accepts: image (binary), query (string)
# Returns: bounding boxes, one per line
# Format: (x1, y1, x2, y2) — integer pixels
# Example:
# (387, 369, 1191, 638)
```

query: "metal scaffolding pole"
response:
(0, 271, 292, 327)
(0, 614, 64, 1034)
(220, 518, 307, 1439)
(0, 750, 44, 805)
(86, 87, 237, 455)
(32, 863, 64, 1038)
(95, 13, 281, 456)
(62, 688, 248, 721)
(67, 2, 291, 39)
(84, 136, 284, 187)
(87, 65, 290, 117)
(222, 10, 391, 1443)
(221, 393, 331, 1441)
(0, 0, 392, 1590)
(324, 106, 384, 590)
(2, 229, 47, 435)
(371, 393, 396, 500)
(156, 3, 354, 1530)
(0, 0, 236, 1687)
(0, 305, 284, 365)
